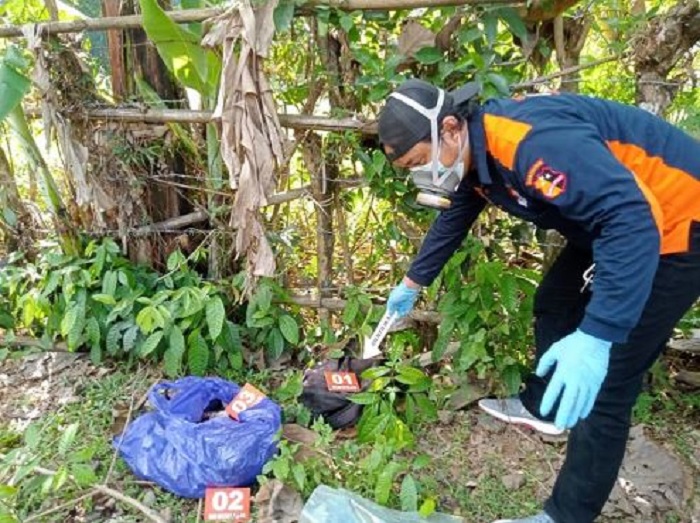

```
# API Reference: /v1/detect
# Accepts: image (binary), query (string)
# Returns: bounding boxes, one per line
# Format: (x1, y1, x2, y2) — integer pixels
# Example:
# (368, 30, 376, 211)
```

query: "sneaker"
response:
(493, 512, 555, 523)
(478, 397, 565, 436)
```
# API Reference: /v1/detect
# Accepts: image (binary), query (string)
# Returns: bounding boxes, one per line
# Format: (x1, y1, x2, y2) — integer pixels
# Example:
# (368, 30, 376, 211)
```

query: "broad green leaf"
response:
(206, 296, 225, 340)
(0, 47, 30, 123)
(358, 412, 391, 443)
(102, 270, 117, 296)
(123, 326, 139, 353)
(23, 423, 41, 447)
(58, 423, 79, 455)
(396, 365, 428, 385)
(414, 393, 438, 421)
(339, 13, 354, 33)
(412, 454, 431, 469)
(361, 366, 391, 380)
(278, 314, 299, 345)
(92, 294, 116, 306)
(342, 298, 360, 324)
(419, 497, 437, 517)
(414, 47, 442, 65)
(220, 320, 242, 349)
(256, 285, 273, 313)
(374, 461, 402, 505)
(348, 392, 378, 405)
(368, 376, 391, 392)
(500, 275, 518, 312)
(169, 326, 185, 356)
(164, 326, 186, 377)
(163, 346, 183, 377)
(483, 13, 498, 45)
(271, 456, 289, 480)
(60, 307, 78, 338)
(268, 328, 285, 360)
(459, 26, 483, 45)
(291, 462, 305, 491)
(0, 311, 14, 330)
(405, 394, 416, 425)
(6, 106, 66, 222)
(136, 305, 164, 334)
(400, 474, 418, 512)
(0, 485, 17, 498)
(166, 250, 186, 272)
(51, 466, 69, 491)
(496, 7, 528, 40)
(273, 0, 295, 32)
(85, 317, 101, 348)
(138, 330, 164, 358)
(502, 365, 522, 395)
(187, 332, 209, 376)
(486, 72, 510, 96)
(139, 0, 220, 96)
(228, 347, 243, 370)
(67, 303, 86, 350)
(90, 343, 102, 365)
(71, 463, 97, 487)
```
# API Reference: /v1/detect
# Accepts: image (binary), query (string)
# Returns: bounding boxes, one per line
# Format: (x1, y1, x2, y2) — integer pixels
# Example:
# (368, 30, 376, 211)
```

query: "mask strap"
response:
(389, 89, 444, 184)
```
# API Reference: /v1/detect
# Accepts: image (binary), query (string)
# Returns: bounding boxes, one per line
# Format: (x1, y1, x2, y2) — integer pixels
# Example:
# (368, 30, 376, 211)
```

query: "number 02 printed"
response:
(204, 487, 251, 521)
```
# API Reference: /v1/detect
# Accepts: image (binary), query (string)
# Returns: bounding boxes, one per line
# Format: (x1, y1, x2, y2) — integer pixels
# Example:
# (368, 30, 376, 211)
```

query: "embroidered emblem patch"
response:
(526, 159, 567, 199)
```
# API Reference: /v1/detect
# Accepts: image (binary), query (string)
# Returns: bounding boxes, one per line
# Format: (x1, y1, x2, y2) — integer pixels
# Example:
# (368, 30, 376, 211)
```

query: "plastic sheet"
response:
(115, 376, 281, 498)
(299, 485, 465, 523)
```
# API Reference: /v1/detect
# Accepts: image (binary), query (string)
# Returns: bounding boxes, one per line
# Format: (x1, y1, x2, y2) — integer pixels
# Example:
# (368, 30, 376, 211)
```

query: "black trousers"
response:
(519, 243, 700, 523)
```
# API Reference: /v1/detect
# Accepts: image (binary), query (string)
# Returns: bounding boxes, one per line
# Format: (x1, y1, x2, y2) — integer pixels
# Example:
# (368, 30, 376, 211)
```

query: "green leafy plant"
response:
(0, 239, 302, 376)
(240, 276, 302, 362)
(429, 237, 539, 395)
(350, 357, 438, 450)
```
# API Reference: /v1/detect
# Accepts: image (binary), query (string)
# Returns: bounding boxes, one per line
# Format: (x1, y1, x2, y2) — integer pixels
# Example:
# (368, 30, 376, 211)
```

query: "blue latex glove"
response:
(386, 282, 419, 318)
(536, 329, 612, 430)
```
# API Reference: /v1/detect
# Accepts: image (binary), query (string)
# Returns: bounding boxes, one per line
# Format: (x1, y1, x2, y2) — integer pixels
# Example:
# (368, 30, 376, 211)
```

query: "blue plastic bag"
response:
(115, 376, 281, 498)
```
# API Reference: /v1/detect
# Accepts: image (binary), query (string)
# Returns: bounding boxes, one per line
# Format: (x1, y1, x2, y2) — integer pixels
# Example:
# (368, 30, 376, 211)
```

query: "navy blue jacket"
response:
(406, 93, 700, 343)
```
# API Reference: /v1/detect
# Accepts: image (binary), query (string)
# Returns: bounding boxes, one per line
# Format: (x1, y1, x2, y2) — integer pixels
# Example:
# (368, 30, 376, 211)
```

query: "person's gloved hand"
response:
(387, 281, 420, 318)
(537, 329, 612, 430)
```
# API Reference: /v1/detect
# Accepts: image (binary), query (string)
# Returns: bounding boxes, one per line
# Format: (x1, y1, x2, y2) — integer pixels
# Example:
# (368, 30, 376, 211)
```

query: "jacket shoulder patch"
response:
(526, 159, 567, 199)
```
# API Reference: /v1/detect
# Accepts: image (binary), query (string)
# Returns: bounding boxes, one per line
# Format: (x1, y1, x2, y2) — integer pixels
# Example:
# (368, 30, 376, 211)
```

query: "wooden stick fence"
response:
(0, 0, 615, 328)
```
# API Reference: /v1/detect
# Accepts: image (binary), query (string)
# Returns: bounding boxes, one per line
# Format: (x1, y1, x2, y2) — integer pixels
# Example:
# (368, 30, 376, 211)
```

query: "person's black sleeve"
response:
(406, 179, 487, 286)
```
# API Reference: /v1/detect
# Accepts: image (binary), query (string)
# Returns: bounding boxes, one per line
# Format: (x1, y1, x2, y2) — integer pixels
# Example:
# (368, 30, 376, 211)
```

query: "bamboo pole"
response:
(23, 55, 619, 131)
(0, 7, 224, 38)
(25, 107, 375, 133)
(0, 0, 524, 38)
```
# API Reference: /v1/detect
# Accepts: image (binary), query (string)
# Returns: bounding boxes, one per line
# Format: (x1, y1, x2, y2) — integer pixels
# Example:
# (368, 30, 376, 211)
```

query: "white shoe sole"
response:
(478, 401, 565, 436)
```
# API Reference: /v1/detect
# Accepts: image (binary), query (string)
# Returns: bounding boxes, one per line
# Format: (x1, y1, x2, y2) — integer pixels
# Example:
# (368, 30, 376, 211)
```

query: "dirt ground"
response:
(419, 410, 699, 522)
(1, 351, 698, 522)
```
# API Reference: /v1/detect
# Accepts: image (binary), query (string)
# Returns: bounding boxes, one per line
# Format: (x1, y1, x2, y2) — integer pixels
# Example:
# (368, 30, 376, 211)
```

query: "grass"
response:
(0, 353, 697, 522)
(0, 365, 202, 522)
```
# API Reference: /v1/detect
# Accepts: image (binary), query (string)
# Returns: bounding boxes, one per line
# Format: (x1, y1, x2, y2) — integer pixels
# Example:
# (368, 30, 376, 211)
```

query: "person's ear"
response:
(440, 116, 461, 146)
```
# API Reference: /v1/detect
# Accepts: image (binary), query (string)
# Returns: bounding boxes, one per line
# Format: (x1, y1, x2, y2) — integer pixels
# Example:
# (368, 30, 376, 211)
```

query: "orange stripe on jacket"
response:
(607, 140, 700, 254)
(484, 114, 532, 170)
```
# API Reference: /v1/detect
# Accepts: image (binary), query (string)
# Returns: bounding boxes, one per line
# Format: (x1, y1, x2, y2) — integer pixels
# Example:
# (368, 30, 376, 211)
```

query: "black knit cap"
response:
(378, 79, 480, 161)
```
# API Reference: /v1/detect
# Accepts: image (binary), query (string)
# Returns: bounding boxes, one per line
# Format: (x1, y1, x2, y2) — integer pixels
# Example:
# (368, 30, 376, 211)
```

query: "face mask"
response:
(389, 89, 467, 210)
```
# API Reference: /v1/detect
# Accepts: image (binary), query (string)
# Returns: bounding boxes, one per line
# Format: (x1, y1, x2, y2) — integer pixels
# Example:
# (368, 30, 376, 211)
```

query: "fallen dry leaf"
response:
(397, 20, 435, 59)
(254, 480, 303, 523)
(282, 424, 322, 463)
